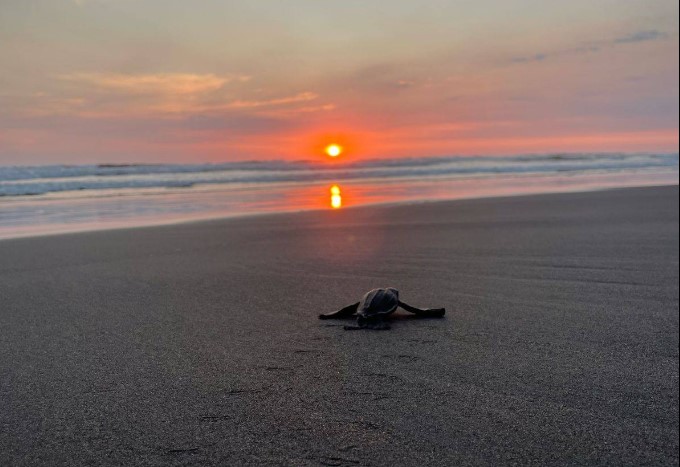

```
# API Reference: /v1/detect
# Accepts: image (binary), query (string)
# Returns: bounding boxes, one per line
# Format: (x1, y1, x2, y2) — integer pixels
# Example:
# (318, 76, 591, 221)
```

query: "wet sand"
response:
(0, 186, 678, 465)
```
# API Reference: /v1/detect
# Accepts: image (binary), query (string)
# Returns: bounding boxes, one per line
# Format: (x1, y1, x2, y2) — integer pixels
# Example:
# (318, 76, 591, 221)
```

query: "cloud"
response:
(227, 92, 318, 109)
(510, 53, 548, 64)
(13, 72, 326, 119)
(255, 103, 336, 117)
(613, 30, 669, 44)
(510, 30, 670, 64)
(47, 72, 243, 117)
(58, 72, 248, 95)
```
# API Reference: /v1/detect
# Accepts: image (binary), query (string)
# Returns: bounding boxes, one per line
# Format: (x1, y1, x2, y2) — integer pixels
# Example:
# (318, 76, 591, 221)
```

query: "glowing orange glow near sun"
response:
(325, 144, 343, 158)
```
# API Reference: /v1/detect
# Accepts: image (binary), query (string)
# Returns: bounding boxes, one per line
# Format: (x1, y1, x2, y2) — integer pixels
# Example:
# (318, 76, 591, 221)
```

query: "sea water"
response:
(0, 153, 677, 239)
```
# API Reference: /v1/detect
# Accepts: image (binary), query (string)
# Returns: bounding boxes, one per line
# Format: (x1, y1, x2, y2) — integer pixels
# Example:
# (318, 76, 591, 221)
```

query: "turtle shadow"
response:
(323, 312, 445, 331)
(390, 312, 443, 321)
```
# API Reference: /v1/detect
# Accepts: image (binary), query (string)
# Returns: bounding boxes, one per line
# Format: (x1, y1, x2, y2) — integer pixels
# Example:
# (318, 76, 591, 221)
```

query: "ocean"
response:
(0, 153, 677, 239)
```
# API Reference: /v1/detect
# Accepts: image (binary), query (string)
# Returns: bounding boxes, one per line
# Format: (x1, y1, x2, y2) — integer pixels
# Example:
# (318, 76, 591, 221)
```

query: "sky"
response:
(0, 0, 678, 165)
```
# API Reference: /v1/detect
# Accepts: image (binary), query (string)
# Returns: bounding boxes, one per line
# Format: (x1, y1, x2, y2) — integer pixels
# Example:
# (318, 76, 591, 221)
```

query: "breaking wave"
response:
(0, 153, 677, 197)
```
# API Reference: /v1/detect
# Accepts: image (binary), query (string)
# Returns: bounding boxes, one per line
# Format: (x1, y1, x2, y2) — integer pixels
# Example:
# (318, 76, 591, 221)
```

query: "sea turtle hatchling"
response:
(319, 288, 445, 330)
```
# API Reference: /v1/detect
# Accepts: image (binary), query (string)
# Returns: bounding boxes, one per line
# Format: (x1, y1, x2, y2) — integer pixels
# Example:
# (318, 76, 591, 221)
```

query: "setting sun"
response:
(325, 144, 343, 158)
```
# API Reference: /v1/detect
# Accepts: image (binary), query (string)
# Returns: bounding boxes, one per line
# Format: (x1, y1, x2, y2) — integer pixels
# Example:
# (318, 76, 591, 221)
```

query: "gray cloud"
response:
(511, 30, 670, 64)
(613, 30, 669, 44)
(511, 53, 548, 64)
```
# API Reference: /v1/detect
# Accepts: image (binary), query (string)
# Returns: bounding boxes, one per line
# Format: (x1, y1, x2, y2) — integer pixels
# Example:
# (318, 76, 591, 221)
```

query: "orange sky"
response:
(0, 1, 677, 164)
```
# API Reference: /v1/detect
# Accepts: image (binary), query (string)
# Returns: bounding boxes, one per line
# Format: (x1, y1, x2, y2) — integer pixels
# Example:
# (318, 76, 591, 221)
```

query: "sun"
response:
(325, 144, 343, 158)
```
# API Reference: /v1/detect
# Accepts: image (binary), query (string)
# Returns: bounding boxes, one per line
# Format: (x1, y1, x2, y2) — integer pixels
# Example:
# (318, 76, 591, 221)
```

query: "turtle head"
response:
(356, 314, 390, 330)
(357, 315, 390, 330)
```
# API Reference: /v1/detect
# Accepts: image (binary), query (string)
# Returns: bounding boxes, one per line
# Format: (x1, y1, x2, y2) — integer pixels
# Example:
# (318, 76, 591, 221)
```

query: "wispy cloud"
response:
(228, 92, 318, 109)
(257, 103, 336, 117)
(14, 72, 329, 119)
(396, 80, 416, 88)
(58, 72, 248, 95)
(45, 72, 245, 117)
(510, 29, 671, 64)
(510, 53, 548, 64)
(613, 30, 669, 44)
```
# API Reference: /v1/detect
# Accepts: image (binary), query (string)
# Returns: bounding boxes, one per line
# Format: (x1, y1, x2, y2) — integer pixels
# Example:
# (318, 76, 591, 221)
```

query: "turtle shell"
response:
(357, 288, 399, 319)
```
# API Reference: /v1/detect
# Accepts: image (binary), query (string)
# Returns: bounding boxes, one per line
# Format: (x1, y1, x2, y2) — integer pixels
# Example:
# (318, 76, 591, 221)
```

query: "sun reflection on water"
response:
(330, 184, 342, 209)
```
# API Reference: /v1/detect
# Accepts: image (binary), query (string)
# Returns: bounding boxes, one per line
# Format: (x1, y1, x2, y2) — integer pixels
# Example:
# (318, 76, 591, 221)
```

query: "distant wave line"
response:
(0, 152, 676, 181)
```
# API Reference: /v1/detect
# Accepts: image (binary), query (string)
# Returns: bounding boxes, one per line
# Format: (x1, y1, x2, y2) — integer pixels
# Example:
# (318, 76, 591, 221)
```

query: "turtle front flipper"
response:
(319, 302, 360, 320)
(398, 301, 446, 317)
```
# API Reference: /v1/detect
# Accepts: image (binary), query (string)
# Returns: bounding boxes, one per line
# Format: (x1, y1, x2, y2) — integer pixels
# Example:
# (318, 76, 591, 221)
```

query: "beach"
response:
(0, 185, 678, 465)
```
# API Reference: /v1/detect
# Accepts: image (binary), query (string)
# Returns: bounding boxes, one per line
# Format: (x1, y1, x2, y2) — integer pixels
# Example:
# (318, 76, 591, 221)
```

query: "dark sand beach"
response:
(1, 186, 678, 465)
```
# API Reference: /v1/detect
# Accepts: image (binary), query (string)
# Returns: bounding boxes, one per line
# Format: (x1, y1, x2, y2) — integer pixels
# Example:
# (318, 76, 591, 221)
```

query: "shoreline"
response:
(1, 181, 678, 242)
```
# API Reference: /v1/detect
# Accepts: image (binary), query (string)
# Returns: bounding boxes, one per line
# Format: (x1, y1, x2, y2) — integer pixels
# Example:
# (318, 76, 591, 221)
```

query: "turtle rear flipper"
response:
(398, 301, 446, 317)
(319, 302, 360, 320)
